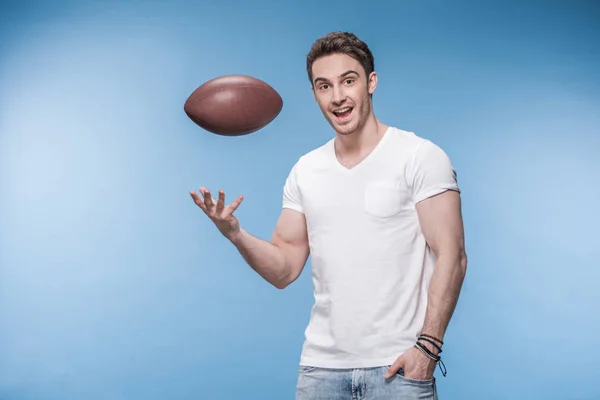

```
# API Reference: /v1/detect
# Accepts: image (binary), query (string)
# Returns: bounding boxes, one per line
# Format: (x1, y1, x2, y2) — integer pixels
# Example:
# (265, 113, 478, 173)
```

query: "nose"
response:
(331, 85, 345, 105)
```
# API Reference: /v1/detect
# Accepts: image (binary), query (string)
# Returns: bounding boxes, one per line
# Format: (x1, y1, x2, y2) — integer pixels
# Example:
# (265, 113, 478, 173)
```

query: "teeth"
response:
(333, 107, 351, 114)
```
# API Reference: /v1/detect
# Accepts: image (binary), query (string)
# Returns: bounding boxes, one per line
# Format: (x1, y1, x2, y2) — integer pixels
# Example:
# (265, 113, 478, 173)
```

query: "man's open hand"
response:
(190, 187, 244, 241)
(385, 346, 436, 380)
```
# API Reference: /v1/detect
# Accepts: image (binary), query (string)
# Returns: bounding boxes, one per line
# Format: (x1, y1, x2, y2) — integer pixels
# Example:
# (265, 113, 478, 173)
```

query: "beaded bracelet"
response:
(415, 334, 447, 377)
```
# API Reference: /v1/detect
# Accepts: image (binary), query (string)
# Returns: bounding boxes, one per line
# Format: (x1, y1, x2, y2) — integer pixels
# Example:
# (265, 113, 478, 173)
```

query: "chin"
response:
(324, 116, 355, 135)
(335, 125, 357, 135)
(334, 118, 361, 135)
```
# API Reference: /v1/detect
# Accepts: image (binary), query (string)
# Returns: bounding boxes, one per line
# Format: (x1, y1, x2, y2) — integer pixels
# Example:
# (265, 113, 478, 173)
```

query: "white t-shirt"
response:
(282, 127, 460, 369)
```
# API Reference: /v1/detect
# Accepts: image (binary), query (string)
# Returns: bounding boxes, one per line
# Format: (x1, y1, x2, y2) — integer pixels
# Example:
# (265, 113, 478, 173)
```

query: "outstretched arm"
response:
(231, 208, 310, 289)
(190, 187, 309, 289)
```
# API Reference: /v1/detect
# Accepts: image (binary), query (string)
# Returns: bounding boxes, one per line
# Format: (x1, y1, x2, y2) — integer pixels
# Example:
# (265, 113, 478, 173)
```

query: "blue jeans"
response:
(295, 366, 438, 399)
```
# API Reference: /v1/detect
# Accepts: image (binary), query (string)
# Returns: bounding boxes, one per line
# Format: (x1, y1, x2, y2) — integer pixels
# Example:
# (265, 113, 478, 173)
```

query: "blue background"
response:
(1, 1, 599, 399)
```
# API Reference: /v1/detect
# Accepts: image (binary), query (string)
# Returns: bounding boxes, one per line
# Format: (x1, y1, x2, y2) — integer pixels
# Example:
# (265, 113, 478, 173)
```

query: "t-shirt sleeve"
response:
(407, 139, 460, 205)
(282, 160, 304, 213)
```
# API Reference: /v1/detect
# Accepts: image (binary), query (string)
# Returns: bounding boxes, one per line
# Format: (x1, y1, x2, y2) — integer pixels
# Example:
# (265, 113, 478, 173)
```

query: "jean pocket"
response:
(389, 367, 434, 386)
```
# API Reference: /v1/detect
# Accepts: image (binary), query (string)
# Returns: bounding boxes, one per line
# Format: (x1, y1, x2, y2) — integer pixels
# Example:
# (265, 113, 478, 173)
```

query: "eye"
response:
(344, 78, 354, 85)
(319, 84, 330, 90)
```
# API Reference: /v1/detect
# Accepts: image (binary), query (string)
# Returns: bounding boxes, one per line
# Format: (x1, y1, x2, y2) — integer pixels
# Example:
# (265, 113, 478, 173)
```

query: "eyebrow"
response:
(313, 70, 360, 84)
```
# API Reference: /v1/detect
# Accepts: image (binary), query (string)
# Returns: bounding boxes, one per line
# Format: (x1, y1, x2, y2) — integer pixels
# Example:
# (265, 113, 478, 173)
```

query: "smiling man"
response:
(191, 31, 467, 399)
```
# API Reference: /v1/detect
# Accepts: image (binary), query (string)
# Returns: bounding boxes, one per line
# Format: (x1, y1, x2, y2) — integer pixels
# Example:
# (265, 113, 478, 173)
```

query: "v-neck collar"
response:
(329, 126, 392, 173)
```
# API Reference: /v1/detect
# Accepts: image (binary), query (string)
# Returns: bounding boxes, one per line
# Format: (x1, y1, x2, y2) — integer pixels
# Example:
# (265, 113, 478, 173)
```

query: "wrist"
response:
(416, 350, 438, 367)
(414, 333, 448, 377)
(417, 333, 443, 354)
(227, 227, 243, 245)
(418, 341, 440, 356)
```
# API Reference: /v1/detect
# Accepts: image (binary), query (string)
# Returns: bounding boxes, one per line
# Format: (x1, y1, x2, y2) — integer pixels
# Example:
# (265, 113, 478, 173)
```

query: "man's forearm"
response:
(229, 228, 290, 289)
(421, 252, 467, 344)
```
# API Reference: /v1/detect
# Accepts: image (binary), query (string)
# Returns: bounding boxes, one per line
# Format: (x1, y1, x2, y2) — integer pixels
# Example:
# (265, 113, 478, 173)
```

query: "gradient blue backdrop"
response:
(1, 1, 599, 399)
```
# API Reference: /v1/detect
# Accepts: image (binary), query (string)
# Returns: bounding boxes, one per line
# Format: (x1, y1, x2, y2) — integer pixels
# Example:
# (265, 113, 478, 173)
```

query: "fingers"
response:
(202, 188, 215, 208)
(229, 195, 244, 213)
(190, 187, 214, 212)
(216, 190, 225, 213)
(385, 356, 404, 379)
(190, 190, 207, 211)
(190, 187, 243, 214)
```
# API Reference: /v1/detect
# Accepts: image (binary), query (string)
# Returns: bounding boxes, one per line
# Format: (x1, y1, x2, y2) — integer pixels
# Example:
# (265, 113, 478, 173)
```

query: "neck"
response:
(334, 114, 388, 158)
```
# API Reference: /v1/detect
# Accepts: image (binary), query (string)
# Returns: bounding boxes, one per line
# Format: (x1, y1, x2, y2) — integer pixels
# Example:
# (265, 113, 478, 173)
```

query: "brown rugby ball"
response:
(184, 74, 283, 136)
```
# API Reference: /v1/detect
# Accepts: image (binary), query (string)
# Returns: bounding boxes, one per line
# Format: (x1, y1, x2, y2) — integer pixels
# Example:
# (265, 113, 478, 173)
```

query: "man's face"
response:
(311, 53, 377, 136)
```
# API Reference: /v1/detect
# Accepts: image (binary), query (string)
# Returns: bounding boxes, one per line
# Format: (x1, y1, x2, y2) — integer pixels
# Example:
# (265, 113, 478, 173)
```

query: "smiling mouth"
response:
(332, 107, 353, 119)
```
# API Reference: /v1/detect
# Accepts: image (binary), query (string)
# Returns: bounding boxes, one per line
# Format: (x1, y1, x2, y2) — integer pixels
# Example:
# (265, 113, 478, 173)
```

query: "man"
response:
(190, 31, 467, 399)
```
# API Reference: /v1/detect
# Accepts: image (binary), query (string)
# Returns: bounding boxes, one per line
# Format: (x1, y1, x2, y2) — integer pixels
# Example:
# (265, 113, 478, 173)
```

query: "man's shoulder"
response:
(387, 127, 428, 150)
(386, 127, 450, 159)
(293, 138, 334, 170)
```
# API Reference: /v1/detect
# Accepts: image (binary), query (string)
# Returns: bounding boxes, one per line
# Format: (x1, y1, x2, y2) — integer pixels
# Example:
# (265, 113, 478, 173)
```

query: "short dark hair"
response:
(306, 31, 375, 84)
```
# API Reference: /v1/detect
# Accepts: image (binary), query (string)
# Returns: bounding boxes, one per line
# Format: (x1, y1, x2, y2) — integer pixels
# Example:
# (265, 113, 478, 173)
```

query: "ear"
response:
(367, 71, 378, 95)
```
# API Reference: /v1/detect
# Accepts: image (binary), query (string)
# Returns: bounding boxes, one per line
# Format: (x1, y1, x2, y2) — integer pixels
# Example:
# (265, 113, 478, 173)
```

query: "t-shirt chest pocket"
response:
(364, 180, 412, 218)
